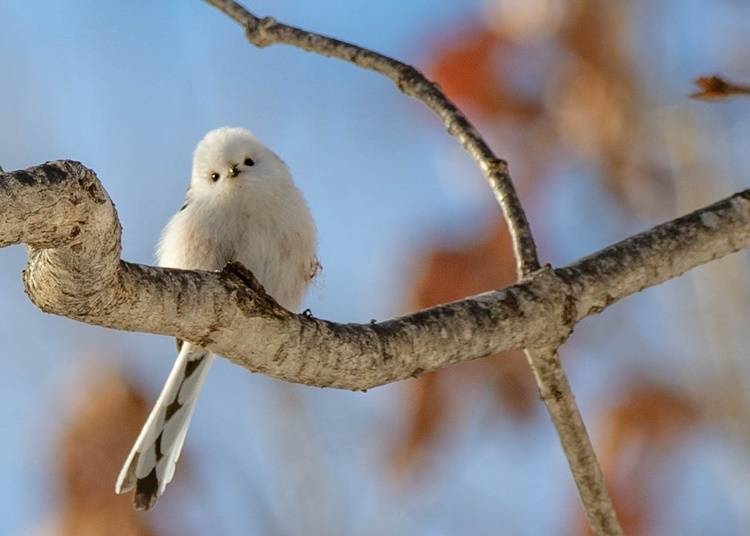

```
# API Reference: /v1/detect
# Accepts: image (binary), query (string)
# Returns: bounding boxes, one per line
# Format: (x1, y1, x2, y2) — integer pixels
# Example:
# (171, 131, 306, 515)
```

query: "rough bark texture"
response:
(3, 161, 748, 391)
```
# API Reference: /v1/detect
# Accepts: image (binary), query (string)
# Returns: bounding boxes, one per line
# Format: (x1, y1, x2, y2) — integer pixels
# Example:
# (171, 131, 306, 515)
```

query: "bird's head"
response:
(189, 127, 292, 197)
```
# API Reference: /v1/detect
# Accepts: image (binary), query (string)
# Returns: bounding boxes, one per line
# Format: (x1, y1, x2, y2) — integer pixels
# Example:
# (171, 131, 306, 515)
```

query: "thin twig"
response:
(525, 348, 621, 534)
(202, 0, 540, 277)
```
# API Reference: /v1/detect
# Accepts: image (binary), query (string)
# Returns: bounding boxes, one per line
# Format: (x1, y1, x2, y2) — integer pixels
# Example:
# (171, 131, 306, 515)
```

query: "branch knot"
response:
(245, 16, 276, 47)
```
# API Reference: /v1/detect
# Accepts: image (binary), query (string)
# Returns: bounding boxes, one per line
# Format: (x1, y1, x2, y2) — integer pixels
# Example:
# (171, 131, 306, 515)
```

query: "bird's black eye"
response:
(244, 157, 255, 167)
(210, 172, 220, 182)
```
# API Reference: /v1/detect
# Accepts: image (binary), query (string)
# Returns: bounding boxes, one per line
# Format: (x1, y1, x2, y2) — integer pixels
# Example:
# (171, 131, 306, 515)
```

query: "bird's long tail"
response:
(115, 342, 213, 510)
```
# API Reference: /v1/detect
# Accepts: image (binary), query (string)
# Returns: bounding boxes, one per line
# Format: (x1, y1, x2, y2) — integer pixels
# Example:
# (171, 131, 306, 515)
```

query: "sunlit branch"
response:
(201, 0, 541, 276)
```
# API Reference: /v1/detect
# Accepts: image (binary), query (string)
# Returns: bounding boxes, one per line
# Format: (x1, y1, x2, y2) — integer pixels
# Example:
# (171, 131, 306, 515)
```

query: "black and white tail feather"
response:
(116, 342, 213, 510)
(115, 127, 317, 510)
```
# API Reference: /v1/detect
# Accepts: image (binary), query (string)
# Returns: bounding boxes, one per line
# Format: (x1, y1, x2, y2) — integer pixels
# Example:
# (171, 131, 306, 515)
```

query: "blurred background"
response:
(1, 0, 750, 534)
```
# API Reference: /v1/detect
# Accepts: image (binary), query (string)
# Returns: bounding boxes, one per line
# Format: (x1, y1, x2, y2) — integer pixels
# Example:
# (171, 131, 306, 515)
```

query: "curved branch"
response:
(202, 0, 540, 276)
(3, 161, 749, 392)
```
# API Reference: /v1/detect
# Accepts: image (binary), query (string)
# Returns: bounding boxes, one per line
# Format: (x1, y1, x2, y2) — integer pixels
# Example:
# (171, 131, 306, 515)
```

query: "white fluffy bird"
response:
(116, 127, 318, 510)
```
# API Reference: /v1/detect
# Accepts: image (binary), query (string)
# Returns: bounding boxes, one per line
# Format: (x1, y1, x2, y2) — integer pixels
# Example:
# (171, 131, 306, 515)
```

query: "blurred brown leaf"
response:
(392, 221, 535, 475)
(55, 370, 157, 536)
(429, 27, 544, 120)
(574, 381, 701, 536)
(391, 371, 447, 475)
(428, 0, 673, 214)
(554, 1, 674, 211)
(691, 75, 750, 100)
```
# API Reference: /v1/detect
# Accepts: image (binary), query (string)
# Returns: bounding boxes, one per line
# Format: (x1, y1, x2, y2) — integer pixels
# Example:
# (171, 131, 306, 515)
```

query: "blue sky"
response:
(2, 1, 750, 534)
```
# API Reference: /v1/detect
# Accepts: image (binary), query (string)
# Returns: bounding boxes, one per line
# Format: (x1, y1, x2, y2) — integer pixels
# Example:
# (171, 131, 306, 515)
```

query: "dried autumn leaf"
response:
(690, 75, 750, 101)
(54, 369, 157, 536)
(574, 381, 700, 536)
(390, 371, 448, 476)
(428, 26, 544, 119)
(392, 221, 537, 474)
(553, 0, 674, 213)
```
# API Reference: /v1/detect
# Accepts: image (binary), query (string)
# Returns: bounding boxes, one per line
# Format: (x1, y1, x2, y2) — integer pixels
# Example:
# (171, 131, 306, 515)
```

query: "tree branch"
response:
(202, 0, 540, 276)
(3, 161, 748, 391)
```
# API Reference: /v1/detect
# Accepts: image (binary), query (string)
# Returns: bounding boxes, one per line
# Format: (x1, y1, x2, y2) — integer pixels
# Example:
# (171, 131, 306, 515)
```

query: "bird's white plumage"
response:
(116, 127, 318, 509)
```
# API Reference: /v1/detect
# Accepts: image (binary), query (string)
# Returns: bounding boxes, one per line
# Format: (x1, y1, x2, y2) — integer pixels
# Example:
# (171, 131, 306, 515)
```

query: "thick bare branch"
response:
(3, 161, 749, 392)
(201, 0, 540, 276)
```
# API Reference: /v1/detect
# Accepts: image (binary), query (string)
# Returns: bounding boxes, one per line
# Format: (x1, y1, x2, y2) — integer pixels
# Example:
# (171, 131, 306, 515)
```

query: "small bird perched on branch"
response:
(115, 127, 318, 510)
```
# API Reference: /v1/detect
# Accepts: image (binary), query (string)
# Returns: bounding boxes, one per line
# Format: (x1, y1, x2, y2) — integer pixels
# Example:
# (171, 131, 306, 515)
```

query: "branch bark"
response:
(202, 0, 541, 276)
(3, 160, 749, 389)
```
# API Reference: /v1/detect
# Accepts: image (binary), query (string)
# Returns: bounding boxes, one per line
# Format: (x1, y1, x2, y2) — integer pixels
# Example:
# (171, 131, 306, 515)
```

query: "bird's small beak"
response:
(228, 164, 240, 178)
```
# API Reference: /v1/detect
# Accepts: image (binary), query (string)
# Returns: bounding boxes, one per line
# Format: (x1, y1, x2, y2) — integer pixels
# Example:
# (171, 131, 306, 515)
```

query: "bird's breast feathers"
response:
(158, 184, 316, 310)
